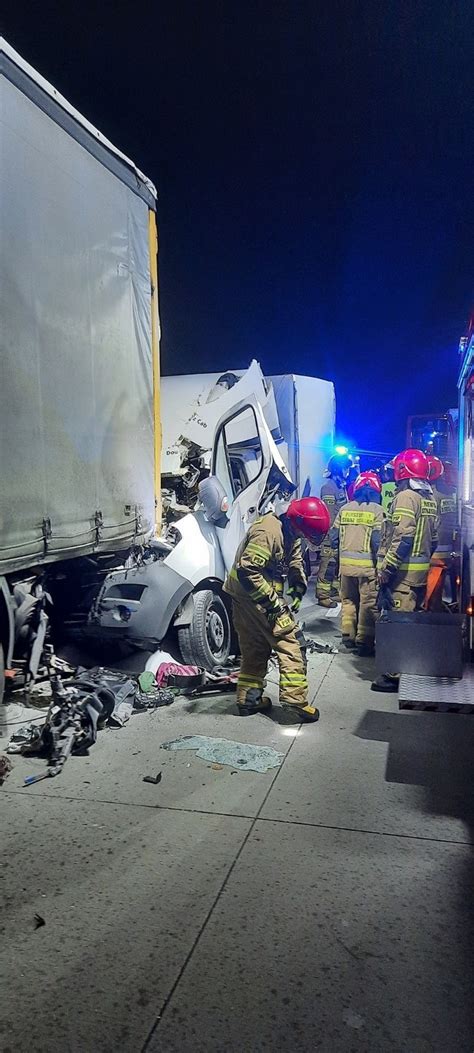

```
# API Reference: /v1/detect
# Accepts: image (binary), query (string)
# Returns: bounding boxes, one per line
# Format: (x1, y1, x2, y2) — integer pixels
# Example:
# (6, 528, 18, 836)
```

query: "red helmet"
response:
(353, 471, 382, 495)
(392, 448, 430, 482)
(427, 455, 444, 481)
(286, 497, 330, 545)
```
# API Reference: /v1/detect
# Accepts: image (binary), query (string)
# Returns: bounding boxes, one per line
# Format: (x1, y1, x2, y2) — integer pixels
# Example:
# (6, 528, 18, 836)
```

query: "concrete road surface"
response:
(1, 599, 474, 1052)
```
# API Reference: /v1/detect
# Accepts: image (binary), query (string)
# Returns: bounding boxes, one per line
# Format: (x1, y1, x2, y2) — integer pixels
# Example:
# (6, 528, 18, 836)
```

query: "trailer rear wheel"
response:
(178, 590, 231, 671)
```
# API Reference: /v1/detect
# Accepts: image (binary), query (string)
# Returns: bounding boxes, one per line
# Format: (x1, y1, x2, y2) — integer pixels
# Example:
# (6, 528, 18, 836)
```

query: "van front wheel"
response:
(178, 590, 231, 670)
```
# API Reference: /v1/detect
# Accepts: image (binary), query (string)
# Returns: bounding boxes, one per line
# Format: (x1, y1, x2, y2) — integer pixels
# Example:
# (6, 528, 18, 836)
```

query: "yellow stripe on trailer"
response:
(148, 209, 161, 533)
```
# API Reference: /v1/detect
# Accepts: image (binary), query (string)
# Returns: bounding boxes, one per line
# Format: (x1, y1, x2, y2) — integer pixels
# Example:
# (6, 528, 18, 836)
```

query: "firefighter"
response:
(372, 448, 438, 691)
(316, 452, 353, 607)
(425, 456, 457, 610)
(330, 471, 384, 656)
(224, 497, 330, 721)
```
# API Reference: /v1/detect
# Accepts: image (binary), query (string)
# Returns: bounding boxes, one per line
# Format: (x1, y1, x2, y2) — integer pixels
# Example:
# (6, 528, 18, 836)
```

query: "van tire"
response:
(178, 590, 231, 671)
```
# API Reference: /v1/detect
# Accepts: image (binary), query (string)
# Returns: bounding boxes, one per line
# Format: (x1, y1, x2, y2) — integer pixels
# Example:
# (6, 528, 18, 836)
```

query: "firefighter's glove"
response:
(288, 584, 305, 613)
(377, 583, 394, 612)
(378, 567, 393, 587)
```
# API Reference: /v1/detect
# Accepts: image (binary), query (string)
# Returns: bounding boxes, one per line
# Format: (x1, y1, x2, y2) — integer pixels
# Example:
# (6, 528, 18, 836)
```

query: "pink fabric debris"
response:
(156, 662, 200, 687)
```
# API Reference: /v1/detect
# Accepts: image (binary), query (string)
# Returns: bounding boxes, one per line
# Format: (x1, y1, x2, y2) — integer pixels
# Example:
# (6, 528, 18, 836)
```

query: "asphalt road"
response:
(1, 600, 473, 1052)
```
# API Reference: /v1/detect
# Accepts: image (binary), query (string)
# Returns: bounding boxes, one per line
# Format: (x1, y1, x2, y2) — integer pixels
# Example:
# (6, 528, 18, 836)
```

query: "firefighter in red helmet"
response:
(330, 471, 384, 655)
(372, 449, 438, 691)
(224, 497, 330, 721)
(425, 455, 457, 609)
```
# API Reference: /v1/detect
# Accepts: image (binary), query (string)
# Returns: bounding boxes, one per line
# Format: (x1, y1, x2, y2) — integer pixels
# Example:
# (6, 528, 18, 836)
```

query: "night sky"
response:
(4, 1, 473, 452)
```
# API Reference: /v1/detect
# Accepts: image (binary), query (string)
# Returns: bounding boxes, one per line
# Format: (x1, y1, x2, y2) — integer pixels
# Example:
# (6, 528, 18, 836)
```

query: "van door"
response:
(211, 396, 293, 572)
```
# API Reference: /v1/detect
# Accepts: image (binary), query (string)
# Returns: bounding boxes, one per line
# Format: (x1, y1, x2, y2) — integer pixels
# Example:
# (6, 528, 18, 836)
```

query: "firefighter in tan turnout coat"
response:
(224, 498, 330, 722)
(425, 455, 457, 610)
(316, 452, 352, 607)
(372, 448, 438, 692)
(330, 471, 384, 656)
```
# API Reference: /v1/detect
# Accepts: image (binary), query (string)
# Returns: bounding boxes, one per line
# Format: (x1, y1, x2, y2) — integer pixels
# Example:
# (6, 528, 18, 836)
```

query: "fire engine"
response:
(458, 318, 474, 654)
(406, 317, 473, 657)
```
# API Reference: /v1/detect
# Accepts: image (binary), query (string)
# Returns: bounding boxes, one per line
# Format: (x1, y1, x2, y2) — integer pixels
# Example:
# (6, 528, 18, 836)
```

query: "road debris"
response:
(162, 735, 284, 773)
(134, 685, 177, 710)
(0, 755, 13, 784)
(17, 675, 103, 784)
(305, 639, 339, 655)
(156, 663, 204, 689)
(143, 773, 162, 785)
(34, 914, 45, 929)
(7, 724, 44, 755)
(138, 670, 156, 693)
(191, 666, 239, 695)
(145, 649, 174, 677)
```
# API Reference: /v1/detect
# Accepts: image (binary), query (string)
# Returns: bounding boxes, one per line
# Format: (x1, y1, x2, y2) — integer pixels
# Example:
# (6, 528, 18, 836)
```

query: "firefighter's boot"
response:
(283, 701, 320, 722)
(237, 688, 273, 716)
(296, 703, 320, 722)
(318, 597, 338, 609)
(371, 674, 398, 693)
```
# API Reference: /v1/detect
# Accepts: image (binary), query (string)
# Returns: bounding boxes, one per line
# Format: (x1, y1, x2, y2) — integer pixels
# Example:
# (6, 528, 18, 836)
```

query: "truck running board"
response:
(399, 668, 474, 713)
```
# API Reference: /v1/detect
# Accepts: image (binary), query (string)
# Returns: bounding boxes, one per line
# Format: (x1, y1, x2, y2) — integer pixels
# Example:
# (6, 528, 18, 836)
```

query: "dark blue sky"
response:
(5, 1, 473, 451)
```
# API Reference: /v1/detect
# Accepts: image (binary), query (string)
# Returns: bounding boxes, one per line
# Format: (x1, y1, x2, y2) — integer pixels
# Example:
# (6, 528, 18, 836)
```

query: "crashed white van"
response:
(89, 363, 335, 667)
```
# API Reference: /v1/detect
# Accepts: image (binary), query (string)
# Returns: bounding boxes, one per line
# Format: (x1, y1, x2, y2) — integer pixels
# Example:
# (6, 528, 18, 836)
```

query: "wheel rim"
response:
(206, 604, 227, 658)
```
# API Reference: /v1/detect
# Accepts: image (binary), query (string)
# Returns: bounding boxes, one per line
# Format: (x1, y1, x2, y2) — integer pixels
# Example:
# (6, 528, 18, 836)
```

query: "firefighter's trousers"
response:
(316, 543, 339, 600)
(391, 583, 425, 612)
(341, 574, 378, 645)
(231, 596, 308, 707)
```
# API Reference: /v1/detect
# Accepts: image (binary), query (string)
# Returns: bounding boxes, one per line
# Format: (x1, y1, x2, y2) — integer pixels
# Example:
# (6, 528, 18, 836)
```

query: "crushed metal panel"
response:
(399, 669, 474, 713)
